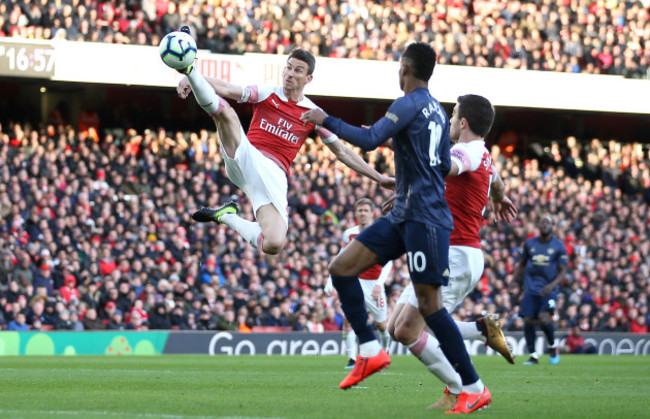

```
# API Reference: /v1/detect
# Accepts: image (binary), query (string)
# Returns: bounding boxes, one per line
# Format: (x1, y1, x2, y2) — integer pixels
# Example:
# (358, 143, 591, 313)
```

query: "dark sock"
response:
(540, 321, 555, 348)
(332, 275, 376, 344)
(425, 308, 479, 385)
(524, 322, 537, 354)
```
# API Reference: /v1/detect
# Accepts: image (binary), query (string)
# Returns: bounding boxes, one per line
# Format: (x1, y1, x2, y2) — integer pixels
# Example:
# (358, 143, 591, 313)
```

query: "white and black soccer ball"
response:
(159, 31, 197, 70)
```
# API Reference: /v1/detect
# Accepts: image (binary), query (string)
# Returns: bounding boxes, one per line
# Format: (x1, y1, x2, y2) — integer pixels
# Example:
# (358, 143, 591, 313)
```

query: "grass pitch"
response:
(0, 355, 647, 418)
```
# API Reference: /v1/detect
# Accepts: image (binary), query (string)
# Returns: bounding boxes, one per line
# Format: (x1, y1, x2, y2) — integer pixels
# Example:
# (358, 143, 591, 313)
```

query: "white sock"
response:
(380, 329, 391, 352)
(186, 69, 222, 115)
(531, 351, 539, 359)
(406, 331, 462, 394)
(220, 213, 262, 249)
(359, 340, 381, 357)
(456, 321, 484, 342)
(462, 379, 485, 394)
(343, 330, 357, 360)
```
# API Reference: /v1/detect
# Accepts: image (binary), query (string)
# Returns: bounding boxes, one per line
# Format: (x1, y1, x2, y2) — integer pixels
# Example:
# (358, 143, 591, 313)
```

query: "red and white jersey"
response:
(245, 85, 337, 175)
(343, 225, 394, 280)
(446, 140, 494, 248)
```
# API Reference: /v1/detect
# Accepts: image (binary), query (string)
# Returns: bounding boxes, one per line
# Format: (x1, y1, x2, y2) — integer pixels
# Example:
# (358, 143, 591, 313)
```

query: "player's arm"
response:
(372, 261, 393, 301)
(540, 245, 569, 296)
(446, 143, 476, 178)
(512, 243, 529, 284)
(300, 97, 412, 151)
(177, 76, 243, 101)
(490, 170, 518, 222)
(512, 260, 526, 285)
(322, 137, 394, 188)
(539, 264, 568, 297)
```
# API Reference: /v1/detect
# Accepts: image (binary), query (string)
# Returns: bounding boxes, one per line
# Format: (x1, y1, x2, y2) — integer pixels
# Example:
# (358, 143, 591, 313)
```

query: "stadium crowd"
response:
(0, 118, 648, 336)
(0, 0, 649, 78)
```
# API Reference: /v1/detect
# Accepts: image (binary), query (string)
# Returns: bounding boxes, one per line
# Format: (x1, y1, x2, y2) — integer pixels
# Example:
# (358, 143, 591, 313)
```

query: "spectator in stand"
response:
(629, 312, 648, 334)
(126, 309, 144, 330)
(217, 309, 238, 331)
(563, 325, 597, 354)
(69, 310, 85, 331)
(197, 309, 217, 330)
(293, 312, 309, 332)
(33, 264, 54, 297)
(82, 307, 105, 330)
(106, 309, 126, 330)
(59, 275, 80, 304)
(321, 307, 341, 331)
(7, 312, 29, 331)
(148, 303, 172, 330)
(55, 309, 74, 330)
(306, 311, 324, 333)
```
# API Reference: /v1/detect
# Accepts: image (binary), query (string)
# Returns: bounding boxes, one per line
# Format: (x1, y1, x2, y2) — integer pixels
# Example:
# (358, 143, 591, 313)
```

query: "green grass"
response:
(0, 355, 648, 418)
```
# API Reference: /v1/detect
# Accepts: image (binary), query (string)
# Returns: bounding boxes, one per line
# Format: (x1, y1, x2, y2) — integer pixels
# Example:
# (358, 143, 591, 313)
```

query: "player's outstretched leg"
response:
(175, 25, 195, 75)
(477, 314, 515, 364)
(192, 201, 239, 224)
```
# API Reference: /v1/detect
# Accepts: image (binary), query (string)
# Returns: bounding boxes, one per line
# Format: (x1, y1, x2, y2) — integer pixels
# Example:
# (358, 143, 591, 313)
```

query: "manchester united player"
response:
(173, 27, 393, 255)
(325, 198, 393, 367)
(387, 94, 517, 410)
(301, 44, 491, 413)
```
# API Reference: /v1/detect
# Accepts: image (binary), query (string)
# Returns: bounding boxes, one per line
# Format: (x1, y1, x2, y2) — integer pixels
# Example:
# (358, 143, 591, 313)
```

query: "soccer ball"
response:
(159, 31, 197, 70)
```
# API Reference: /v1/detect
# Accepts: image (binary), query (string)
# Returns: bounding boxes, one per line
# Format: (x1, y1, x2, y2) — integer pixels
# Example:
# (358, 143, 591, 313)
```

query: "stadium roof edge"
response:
(1, 38, 648, 114)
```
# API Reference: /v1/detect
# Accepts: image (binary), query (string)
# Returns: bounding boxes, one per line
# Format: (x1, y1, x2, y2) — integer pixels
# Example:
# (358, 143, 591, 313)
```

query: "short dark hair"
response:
(288, 48, 316, 75)
(457, 94, 495, 138)
(401, 42, 437, 82)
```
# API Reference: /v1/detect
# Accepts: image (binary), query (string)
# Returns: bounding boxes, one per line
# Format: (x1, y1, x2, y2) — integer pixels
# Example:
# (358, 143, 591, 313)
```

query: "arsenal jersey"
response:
(446, 140, 494, 248)
(245, 85, 336, 175)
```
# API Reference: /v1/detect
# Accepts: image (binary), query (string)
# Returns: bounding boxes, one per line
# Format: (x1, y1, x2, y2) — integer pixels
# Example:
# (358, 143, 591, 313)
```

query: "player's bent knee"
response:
(262, 236, 285, 255)
(328, 259, 344, 277)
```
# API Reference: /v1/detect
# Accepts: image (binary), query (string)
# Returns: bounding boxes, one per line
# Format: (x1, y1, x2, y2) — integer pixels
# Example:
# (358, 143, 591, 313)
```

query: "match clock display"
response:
(0, 42, 55, 78)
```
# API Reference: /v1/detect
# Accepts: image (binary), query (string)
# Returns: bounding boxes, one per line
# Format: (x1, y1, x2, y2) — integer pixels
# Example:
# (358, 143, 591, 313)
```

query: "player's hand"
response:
(492, 196, 518, 223)
(372, 284, 382, 302)
(539, 284, 553, 297)
(378, 175, 395, 190)
(324, 276, 334, 295)
(300, 108, 328, 125)
(382, 194, 396, 213)
(177, 77, 192, 99)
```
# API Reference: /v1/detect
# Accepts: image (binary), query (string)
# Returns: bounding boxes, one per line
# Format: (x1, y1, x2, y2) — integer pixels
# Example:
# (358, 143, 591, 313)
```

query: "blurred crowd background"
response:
(0, 119, 648, 335)
(1, 0, 648, 78)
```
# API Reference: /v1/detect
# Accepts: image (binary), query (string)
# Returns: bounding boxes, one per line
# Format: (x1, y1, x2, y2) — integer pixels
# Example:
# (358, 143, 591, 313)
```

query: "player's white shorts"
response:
(220, 128, 288, 226)
(397, 246, 484, 311)
(360, 279, 387, 323)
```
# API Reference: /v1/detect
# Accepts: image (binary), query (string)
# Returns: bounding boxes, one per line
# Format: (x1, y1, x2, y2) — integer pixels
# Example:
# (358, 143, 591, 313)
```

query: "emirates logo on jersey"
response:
(259, 118, 300, 144)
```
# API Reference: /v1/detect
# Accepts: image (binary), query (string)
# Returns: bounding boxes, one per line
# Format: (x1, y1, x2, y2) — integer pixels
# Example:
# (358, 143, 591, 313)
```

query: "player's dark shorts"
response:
(519, 292, 557, 318)
(355, 218, 450, 286)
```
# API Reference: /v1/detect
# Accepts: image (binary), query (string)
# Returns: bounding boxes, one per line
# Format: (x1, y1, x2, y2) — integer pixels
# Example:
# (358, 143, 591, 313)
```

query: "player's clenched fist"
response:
(177, 77, 192, 99)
